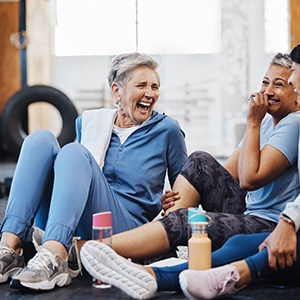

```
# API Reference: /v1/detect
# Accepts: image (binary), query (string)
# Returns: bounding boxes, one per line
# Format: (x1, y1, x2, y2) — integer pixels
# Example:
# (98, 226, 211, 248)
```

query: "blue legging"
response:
(153, 232, 300, 291)
(0, 130, 141, 250)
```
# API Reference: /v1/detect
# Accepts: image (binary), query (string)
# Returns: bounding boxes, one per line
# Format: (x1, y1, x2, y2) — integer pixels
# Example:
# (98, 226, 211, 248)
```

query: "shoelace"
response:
(0, 245, 13, 256)
(218, 270, 235, 292)
(27, 249, 57, 271)
(69, 237, 82, 275)
(0, 245, 23, 257)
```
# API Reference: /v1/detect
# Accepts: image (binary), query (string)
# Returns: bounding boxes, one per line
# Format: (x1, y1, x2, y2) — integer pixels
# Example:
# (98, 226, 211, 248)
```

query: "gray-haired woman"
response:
(0, 52, 188, 291)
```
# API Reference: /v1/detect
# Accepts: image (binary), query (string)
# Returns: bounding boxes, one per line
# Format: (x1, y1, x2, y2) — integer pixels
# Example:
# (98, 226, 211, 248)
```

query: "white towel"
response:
(81, 108, 117, 169)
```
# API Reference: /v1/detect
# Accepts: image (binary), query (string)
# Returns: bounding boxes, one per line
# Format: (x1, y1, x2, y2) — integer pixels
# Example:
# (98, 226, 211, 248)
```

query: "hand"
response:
(247, 92, 268, 124)
(160, 190, 180, 216)
(258, 219, 297, 270)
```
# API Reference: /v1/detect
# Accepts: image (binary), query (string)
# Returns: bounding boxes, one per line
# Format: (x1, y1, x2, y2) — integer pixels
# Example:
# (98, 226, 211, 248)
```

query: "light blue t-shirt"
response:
(241, 111, 300, 223)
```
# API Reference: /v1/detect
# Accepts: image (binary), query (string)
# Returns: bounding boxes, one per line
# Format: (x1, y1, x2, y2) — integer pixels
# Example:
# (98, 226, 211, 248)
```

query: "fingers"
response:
(161, 191, 180, 205)
(276, 253, 293, 269)
(162, 202, 175, 214)
(260, 224, 298, 270)
(258, 242, 266, 252)
(283, 250, 297, 268)
(285, 253, 294, 268)
(161, 201, 175, 216)
(248, 92, 268, 104)
(268, 254, 277, 270)
(268, 250, 296, 270)
(160, 190, 180, 215)
(248, 93, 256, 102)
(276, 254, 286, 269)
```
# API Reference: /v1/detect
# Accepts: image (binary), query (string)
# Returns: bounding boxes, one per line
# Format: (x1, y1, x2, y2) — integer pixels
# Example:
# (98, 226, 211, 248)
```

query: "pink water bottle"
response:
(92, 211, 112, 245)
(92, 211, 112, 288)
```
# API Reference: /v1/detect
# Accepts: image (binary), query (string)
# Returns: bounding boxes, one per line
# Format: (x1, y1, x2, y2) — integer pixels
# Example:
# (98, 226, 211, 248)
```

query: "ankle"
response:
(143, 266, 157, 281)
(43, 241, 68, 260)
(1, 232, 22, 254)
(231, 261, 251, 288)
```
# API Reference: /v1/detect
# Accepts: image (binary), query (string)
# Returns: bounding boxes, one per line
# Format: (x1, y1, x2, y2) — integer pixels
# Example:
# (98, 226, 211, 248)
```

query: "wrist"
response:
(280, 214, 295, 228)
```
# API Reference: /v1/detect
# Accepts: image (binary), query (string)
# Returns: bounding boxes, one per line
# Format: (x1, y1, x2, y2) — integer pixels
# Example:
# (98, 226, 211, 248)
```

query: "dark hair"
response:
(290, 44, 300, 64)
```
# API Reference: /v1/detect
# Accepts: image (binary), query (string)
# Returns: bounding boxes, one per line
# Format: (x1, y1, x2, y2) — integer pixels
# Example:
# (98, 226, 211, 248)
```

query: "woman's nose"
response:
(263, 85, 274, 95)
(144, 87, 155, 98)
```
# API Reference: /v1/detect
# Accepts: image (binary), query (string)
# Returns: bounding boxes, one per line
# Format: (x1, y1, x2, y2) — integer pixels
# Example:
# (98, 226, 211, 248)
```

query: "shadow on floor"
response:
(1, 269, 300, 300)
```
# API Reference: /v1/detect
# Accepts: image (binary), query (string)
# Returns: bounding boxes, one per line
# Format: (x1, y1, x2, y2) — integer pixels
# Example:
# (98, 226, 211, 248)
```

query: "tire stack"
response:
(0, 85, 78, 157)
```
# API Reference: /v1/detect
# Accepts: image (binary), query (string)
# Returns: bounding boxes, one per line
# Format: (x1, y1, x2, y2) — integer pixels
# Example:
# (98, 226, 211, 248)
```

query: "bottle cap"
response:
(188, 205, 207, 223)
(92, 211, 112, 228)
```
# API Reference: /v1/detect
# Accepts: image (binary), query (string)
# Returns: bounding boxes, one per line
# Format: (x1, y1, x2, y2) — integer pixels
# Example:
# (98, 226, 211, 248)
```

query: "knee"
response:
(22, 130, 58, 150)
(186, 151, 218, 172)
(56, 142, 89, 162)
(225, 234, 249, 247)
(189, 150, 212, 161)
(161, 208, 189, 247)
(169, 208, 188, 220)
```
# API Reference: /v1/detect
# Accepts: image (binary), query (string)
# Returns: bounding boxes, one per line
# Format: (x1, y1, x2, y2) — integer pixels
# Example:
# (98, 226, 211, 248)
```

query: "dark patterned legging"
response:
(158, 151, 277, 251)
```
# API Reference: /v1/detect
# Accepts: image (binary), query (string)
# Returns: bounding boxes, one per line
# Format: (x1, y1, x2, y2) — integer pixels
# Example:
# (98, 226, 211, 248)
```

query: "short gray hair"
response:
(270, 52, 292, 69)
(107, 52, 160, 87)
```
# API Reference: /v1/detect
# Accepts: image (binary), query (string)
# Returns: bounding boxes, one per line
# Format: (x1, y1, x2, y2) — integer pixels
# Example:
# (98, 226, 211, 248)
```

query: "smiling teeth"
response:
(139, 102, 150, 106)
(268, 100, 278, 104)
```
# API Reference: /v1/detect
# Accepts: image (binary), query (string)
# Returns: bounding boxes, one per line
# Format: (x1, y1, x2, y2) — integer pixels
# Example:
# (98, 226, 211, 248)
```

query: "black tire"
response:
(1, 85, 78, 155)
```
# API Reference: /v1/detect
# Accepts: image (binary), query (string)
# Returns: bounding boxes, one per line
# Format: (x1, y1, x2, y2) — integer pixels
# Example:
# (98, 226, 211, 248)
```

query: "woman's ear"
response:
(112, 82, 121, 103)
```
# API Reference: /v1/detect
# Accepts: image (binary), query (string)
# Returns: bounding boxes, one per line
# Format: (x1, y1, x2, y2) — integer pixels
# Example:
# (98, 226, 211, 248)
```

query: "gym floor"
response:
(0, 159, 300, 299)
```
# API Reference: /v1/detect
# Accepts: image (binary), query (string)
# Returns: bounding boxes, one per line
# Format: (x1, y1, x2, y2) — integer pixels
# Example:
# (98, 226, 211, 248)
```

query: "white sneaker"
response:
(179, 265, 242, 299)
(32, 226, 81, 279)
(0, 242, 24, 283)
(10, 246, 71, 291)
(80, 240, 157, 299)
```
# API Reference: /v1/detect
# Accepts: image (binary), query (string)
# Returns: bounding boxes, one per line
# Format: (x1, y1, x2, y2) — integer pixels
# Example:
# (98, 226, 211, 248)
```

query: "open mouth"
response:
(268, 99, 280, 105)
(137, 101, 151, 112)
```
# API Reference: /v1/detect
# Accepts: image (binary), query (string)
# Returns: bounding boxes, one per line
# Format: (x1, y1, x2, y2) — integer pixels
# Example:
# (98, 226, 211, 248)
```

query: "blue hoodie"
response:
(76, 110, 188, 224)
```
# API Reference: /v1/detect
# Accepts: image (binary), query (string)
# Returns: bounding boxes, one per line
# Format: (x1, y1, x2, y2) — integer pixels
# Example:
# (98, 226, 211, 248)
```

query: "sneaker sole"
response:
(80, 241, 157, 300)
(10, 273, 71, 291)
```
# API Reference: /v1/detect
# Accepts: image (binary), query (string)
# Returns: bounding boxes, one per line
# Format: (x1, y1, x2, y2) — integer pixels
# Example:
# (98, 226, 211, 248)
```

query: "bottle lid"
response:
(92, 211, 112, 228)
(188, 205, 207, 223)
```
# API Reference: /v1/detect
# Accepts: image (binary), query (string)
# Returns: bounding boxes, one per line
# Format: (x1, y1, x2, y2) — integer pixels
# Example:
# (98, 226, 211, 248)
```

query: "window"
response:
(55, 0, 289, 56)
(264, 0, 289, 53)
(54, 0, 221, 56)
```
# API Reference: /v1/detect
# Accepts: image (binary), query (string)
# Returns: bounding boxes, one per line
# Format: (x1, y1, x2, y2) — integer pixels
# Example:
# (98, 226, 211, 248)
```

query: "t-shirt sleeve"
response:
(267, 116, 300, 165)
